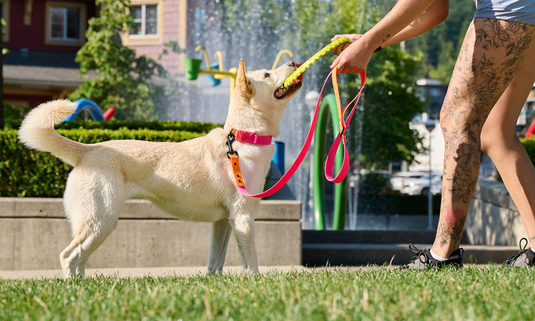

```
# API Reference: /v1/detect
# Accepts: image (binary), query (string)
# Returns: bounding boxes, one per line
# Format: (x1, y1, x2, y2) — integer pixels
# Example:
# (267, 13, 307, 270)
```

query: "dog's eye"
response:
(263, 72, 270, 79)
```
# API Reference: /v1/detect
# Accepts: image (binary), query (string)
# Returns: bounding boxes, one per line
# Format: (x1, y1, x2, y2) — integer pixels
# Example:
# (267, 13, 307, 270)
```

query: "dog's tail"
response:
(18, 99, 91, 166)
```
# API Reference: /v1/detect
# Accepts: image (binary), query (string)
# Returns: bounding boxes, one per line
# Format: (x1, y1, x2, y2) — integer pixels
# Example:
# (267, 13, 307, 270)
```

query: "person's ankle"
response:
(430, 249, 448, 261)
(431, 246, 453, 259)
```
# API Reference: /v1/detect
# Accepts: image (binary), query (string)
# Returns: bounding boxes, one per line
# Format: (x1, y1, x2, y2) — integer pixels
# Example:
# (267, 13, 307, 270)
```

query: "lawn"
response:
(1, 266, 534, 320)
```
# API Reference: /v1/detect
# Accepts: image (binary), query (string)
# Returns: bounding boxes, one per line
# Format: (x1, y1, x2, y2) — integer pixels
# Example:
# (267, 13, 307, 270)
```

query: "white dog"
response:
(18, 60, 302, 277)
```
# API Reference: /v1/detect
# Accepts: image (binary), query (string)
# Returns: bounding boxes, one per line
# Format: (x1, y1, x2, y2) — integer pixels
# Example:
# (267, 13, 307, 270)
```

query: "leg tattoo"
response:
(437, 19, 535, 251)
(437, 207, 467, 248)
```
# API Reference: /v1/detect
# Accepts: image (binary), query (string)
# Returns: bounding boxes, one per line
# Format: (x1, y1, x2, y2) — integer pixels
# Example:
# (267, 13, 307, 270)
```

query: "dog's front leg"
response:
(207, 218, 232, 275)
(230, 212, 259, 273)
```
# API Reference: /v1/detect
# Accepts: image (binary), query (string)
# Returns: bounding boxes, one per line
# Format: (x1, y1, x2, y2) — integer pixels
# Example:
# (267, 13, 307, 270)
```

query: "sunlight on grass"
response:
(1, 266, 534, 320)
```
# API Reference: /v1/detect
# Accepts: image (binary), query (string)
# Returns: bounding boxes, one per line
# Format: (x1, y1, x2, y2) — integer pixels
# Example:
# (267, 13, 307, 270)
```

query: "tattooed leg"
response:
(481, 43, 535, 249)
(432, 18, 535, 258)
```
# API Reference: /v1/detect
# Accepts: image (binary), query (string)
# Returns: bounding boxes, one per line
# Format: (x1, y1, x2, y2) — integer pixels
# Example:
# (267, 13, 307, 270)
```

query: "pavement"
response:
(0, 266, 307, 279)
(0, 264, 502, 280)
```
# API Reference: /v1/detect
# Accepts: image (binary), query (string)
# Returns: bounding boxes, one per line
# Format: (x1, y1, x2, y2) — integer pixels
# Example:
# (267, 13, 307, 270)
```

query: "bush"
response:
(6, 119, 223, 132)
(0, 124, 219, 197)
(3, 105, 30, 129)
(520, 137, 535, 164)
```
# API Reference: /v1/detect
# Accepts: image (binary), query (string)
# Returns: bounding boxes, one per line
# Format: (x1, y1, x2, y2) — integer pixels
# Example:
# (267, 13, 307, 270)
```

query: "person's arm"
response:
(383, 0, 449, 47)
(330, 0, 447, 74)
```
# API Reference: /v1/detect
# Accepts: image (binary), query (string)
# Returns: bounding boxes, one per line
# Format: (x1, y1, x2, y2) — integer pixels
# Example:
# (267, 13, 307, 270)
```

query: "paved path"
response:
(0, 264, 499, 280)
(0, 266, 307, 279)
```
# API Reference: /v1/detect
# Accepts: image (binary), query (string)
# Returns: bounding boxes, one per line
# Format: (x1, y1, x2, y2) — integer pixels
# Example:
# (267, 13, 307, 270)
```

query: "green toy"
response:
(283, 37, 350, 88)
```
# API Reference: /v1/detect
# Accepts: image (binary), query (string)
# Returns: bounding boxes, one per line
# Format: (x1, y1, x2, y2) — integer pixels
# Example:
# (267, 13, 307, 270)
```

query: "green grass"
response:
(1, 267, 534, 320)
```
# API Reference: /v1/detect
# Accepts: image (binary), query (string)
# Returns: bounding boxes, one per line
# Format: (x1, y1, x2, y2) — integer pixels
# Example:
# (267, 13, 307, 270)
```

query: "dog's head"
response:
(234, 59, 302, 104)
(227, 59, 303, 136)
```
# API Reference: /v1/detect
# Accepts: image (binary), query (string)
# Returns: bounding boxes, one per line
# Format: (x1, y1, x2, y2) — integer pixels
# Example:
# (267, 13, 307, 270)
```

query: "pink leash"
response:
(233, 69, 366, 198)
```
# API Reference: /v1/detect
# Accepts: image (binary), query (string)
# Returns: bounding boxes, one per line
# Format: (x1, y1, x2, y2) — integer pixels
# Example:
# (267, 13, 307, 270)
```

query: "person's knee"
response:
(480, 129, 494, 155)
(480, 126, 509, 156)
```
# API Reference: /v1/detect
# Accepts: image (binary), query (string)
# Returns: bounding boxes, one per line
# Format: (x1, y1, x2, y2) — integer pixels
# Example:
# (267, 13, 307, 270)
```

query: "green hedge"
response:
(7, 119, 222, 132)
(54, 120, 222, 133)
(520, 137, 535, 164)
(0, 124, 219, 197)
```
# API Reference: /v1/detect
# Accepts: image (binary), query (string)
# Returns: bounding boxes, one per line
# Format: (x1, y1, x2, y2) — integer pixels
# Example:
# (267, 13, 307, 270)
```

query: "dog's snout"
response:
(287, 61, 296, 67)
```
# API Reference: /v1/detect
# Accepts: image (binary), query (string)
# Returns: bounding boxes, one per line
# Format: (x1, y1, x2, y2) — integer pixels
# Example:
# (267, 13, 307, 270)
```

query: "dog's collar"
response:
(226, 129, 272, 187)
(229, 129, 272, 145)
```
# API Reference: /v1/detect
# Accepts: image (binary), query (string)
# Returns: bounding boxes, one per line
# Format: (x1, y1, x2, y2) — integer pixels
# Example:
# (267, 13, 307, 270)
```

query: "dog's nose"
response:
(287, 61, 296, 67)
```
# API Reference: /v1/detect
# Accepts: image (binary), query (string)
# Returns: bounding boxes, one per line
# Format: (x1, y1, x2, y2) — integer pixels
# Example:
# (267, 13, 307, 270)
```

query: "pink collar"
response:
(230, 129, 272, 145)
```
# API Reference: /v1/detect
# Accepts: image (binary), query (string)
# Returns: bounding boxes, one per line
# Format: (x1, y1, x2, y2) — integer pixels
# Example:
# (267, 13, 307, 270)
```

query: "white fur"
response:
(18, 60, 302, 277)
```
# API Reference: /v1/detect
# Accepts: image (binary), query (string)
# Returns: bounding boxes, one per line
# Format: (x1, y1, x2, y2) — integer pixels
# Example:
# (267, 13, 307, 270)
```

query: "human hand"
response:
(330, 34, 363, 55)
(330, 39, 374, 74)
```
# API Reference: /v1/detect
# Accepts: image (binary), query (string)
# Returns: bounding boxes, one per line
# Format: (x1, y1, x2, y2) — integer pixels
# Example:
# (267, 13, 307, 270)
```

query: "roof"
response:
(3, 49, 171, 89)
(4, 65, 171, 90)
(4, 65, 97, 90)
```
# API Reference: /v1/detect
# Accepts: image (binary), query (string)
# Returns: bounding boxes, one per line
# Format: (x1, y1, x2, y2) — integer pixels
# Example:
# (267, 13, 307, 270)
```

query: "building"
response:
(118, 0, 188, 75)
(3, 0, 197, 109)
(3, 0, 98, 108)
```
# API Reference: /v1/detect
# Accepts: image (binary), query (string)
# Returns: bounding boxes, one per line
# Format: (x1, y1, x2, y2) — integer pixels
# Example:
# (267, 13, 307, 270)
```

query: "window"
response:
(45, 2, 86, 46)
(121, 0, 163, 45)
(129, 4, 158, 36)
(1, 0, 9, 42)
(50, 7, 81, 41)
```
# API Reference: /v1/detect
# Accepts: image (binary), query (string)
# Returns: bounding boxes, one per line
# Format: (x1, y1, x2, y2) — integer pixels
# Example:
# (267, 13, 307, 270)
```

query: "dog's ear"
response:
(237, 59, 254, 98)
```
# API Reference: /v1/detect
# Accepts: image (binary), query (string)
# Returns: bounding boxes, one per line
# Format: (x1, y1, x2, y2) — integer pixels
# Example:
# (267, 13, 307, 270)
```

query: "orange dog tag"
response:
(229, 155, 245, 187)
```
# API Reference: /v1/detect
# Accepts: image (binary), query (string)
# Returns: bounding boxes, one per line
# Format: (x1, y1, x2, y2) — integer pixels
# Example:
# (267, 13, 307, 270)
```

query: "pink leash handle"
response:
(324, 134, 350, 183)
(324, 71, 365, 183)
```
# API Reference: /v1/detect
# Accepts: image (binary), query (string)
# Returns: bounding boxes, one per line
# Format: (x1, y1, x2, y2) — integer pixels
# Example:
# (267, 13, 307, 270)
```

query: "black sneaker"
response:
(400, 244, 464, 269)
(505, 238, 535, 267)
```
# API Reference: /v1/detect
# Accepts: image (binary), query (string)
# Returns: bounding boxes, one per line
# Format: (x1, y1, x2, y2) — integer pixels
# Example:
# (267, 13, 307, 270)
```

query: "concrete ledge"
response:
(466, 180, 526, 246)
(302, 243, 519, 266)
(0, 198, 302, 271)
(303, 230, 467, 244)
(0, 198, 301, 221)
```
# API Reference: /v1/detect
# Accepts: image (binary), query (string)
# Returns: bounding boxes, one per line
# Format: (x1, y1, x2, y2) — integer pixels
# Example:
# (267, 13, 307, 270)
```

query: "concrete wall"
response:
(465, 180, 526, 246)
(0, 198, 301, 271)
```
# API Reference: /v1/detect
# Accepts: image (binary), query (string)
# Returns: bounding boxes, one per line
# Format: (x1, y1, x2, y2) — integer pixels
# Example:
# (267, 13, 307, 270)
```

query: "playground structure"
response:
(184, 46, 296, 95)
(63, 98, 115, 122)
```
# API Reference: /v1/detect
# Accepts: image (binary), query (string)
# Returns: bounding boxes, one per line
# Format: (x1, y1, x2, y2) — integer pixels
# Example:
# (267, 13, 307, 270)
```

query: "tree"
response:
(403, 0, 475, 83)
(69, 0, 175, 120)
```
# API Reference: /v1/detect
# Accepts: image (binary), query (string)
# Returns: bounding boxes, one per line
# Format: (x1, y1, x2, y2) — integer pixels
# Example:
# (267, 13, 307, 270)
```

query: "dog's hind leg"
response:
(59, 222, 117, 277)
(230, 203, 259, 273)
(74, 218, 118, 276)
(207, 218, 232, 275)
(60, 171, 124, 277)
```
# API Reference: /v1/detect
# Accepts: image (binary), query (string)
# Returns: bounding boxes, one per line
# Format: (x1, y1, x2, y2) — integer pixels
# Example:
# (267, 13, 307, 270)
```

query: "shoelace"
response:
(506, 238, 532, 266)
(403, 244, 431, 267)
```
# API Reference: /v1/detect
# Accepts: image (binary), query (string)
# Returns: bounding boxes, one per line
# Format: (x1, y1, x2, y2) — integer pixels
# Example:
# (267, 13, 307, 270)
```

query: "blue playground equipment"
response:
(273, 141, 285, 174)
(63, 99, 106, 122)
(206, 63, 222, 86)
